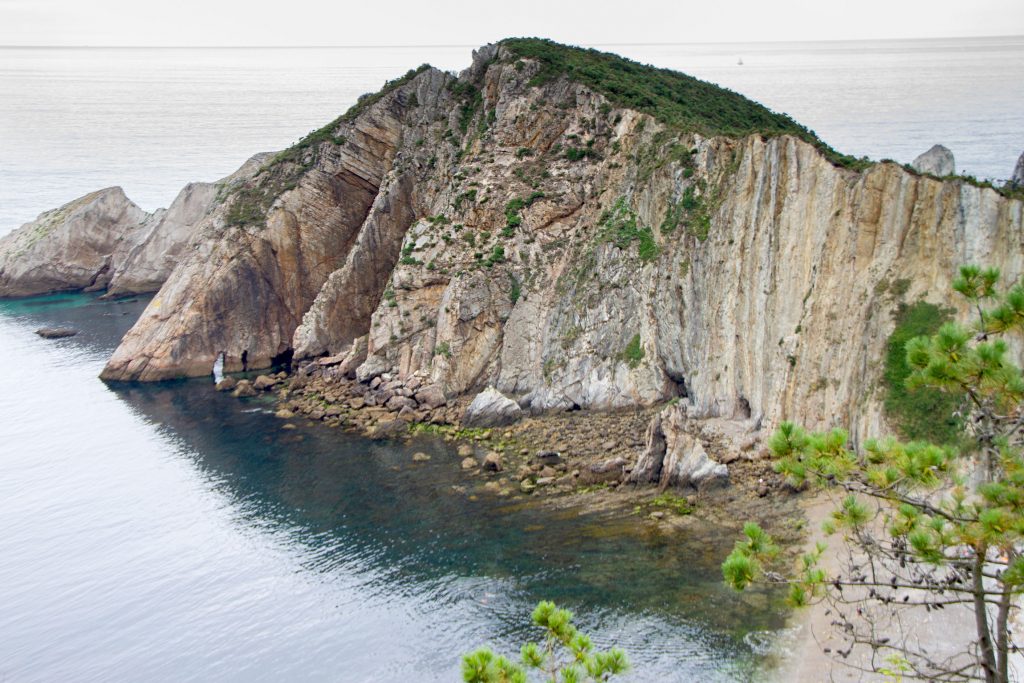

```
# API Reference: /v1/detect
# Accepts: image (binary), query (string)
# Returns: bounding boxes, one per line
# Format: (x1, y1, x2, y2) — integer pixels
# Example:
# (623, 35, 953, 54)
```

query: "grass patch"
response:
(883, 301, 963, 445)
(620, 333, 644, 368)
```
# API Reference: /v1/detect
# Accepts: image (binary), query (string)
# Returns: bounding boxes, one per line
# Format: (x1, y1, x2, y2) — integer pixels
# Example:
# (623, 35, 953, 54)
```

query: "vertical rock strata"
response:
(37, 41, 1021, 441)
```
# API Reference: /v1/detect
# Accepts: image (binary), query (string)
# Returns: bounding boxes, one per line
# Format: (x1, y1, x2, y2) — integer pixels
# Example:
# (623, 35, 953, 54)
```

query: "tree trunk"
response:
(974, 549, 999, 683)
(996, 576, 1012, 683)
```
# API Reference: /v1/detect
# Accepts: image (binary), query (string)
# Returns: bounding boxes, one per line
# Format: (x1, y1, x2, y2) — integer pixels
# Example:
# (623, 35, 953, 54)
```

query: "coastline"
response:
(224, 365, 809, 564)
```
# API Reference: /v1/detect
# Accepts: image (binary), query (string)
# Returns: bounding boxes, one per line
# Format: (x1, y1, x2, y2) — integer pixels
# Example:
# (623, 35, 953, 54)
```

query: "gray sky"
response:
(1, 0, 1023, 46)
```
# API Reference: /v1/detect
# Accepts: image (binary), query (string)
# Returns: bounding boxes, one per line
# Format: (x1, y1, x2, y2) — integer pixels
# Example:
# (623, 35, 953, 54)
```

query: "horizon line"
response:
(1, 34, 1023, 49)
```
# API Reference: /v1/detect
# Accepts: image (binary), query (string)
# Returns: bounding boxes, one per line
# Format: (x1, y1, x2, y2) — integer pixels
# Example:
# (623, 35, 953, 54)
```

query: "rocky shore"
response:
(216, 360, 801, 539)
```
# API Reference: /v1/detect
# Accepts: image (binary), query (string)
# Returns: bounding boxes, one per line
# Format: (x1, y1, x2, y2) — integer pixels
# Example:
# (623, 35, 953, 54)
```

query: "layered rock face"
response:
(101, 66, 454, 381)
(0, 187, 148, 296)
(293, 53, 1021, 445)
(0, 154, 266, 298)
(8, 41, 1021, 449)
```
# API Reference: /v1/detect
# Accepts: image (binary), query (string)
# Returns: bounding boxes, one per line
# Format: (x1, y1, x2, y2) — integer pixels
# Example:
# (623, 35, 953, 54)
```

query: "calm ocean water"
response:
(0, 38, 1021, 681)
(0, 294, 785, 681)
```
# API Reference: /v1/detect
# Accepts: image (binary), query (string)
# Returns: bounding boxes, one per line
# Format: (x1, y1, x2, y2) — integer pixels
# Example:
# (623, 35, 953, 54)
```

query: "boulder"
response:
(252, 374, 277, 391)
(578, 457, 628, 485)
(535, 451, 562, 466)
(215, 376, 238, 392)
(232, 380, 257, 398)
(412, 451, 431, 462)
(35, 327, 78, 339)
(461, 456, 477, 470)
(356, 355, 389, 384)
(414, 384, 447, 409)
(385, 395, 417, 412)
(911, 144, 955, 176)
(483, 451, 503, 472)
(462, 386, 522, 428)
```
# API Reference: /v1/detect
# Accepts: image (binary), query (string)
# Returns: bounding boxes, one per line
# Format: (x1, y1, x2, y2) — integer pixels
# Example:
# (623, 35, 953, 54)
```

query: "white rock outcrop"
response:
(911, 144, 955, 176)
(462, 386, 523, 428)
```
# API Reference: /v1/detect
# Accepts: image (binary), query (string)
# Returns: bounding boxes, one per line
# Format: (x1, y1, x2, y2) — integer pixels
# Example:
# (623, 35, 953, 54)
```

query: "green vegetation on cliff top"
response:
(228, 39, 1021, 228)
(499, 37, 871, 171)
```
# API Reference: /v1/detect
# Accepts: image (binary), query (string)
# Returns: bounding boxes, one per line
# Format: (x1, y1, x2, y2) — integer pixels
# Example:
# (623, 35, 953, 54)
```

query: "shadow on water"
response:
(2, 292, 790, 679)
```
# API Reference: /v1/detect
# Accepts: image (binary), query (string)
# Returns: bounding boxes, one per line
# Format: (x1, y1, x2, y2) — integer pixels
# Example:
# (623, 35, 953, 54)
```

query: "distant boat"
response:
(737, 57, 744, 66)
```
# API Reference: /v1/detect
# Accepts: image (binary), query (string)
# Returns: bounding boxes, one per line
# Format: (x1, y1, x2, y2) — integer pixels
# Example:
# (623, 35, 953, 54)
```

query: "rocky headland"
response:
(2, 38, 1024, 508)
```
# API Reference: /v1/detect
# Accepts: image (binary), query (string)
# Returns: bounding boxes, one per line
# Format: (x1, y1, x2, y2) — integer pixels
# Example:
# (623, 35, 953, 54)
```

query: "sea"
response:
(0, 37, 1022, 681)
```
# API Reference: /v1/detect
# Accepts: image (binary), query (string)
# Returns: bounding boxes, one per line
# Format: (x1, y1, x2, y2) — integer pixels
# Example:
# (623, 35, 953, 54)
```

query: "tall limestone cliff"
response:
(7, 39, 1023, 448)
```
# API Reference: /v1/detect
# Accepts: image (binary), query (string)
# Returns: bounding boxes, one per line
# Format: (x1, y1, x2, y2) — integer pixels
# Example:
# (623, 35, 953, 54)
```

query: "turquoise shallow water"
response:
(0, 294, 786, 681)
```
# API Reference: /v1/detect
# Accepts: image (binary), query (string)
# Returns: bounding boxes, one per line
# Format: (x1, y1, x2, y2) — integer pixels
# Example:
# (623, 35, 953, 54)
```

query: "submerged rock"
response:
(483, 451, 503, 471)
(911, 144, 955, 176)
(232, 380, 257, 398)
(35, 327, 78, 339)
(462, 387, 522, 428)
(214, 376, 238, 392)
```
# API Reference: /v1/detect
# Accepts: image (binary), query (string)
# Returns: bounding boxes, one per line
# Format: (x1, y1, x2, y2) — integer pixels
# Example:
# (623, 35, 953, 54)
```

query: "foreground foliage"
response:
(462, 601, 628, 682)
(724, 265, 1024, 682)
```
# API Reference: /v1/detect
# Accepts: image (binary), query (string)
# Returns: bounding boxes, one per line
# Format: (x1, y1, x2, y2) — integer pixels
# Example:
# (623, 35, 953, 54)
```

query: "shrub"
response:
(599, 197, 658, 262)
